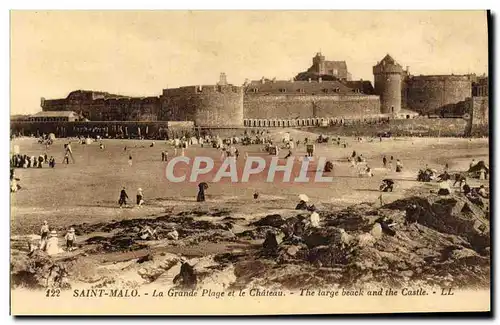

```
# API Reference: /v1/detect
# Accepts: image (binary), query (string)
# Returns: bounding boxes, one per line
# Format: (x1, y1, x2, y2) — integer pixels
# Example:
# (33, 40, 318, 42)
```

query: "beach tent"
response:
(468, 160, 489, 173)
(468, 160, 489, 179)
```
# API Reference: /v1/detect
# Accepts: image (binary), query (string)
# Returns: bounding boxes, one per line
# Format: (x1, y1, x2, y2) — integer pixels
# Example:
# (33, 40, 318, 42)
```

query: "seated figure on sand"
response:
(295, 194, 316, 212)
(46, 231, 64, 256)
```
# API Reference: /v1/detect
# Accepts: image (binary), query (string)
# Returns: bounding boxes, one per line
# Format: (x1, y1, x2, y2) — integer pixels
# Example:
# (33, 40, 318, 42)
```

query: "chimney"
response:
(308, 78, 312, 83)
(318, 77, 322, 83)
(261, 77, 266, 84)
(406, 66, 410, 74)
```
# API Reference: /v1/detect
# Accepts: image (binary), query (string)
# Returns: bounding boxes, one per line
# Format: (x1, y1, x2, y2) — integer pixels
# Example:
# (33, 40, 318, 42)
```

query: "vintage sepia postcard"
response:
(9, 10, 491, 315)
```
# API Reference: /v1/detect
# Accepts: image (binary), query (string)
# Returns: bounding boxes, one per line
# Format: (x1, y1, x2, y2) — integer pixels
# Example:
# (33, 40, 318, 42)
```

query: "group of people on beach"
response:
(118, 187, 144, 208)
(11, 152, 56, 169)
(30, 221, 77, 256)
(346, 149, 403, 179)
(381, 155, 403, 172)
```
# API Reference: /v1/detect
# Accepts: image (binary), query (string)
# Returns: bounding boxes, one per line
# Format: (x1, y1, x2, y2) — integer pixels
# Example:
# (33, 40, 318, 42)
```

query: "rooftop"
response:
(67, 90, 130, 99)
(375, 54, 403, 68)
(245, 79, 357, 95)
(10, 114, 30, 121)
(31, 111, 78, 118)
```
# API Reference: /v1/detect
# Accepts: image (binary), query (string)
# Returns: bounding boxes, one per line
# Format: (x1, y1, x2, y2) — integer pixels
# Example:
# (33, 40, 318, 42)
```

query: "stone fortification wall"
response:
(405, 75, 472, 114)
(306, 117, 470, 137)
(10, 121, 195, 139)
(161, 85, 243, 127)
(243, 94, 380, 120)
(41, 95, 161, 121)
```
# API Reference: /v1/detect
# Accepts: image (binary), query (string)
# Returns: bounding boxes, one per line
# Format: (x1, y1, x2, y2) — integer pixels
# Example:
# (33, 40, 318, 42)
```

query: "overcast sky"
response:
(11, 10, 488, 115)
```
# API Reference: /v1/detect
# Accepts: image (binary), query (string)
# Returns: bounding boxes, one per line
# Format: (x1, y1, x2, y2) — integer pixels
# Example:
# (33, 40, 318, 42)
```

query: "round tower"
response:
(373, 54, 404, 115)
(313, 52, 326, 75)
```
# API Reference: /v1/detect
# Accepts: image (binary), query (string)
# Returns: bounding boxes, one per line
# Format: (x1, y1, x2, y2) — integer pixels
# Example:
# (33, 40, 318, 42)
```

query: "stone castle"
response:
(39, 53, 488, 128)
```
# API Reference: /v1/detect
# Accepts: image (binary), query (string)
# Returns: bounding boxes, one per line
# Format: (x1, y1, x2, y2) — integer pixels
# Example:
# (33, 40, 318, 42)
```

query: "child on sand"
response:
(49, 156, 56, 168)
(64, 228, 76, 251)
(45, 230, 63, 256)
(137, 188, 144, 207)
(40, 221, 49, 249)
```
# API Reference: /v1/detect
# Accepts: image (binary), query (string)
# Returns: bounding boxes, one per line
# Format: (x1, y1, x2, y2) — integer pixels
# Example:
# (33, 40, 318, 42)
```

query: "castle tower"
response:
(312, 52, 326, 75)
(373, 54, 404, 115)
(218, 72, 228, 86)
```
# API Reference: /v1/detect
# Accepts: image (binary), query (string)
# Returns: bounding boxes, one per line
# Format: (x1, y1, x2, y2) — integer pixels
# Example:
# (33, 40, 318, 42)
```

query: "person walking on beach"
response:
(396, 159, 403, 173)
(383, 156, 387, 168)
(197, 182, 208, 202)
(119, 187, 129, 208)
(49, 156, 55, 168)
(128, 155, 133, 167)
(63, 152, 70, 164)
(65, 143, 75, 163)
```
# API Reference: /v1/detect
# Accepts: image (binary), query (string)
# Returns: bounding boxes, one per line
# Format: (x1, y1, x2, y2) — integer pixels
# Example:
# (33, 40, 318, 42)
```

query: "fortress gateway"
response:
(37, 53, 488, 128)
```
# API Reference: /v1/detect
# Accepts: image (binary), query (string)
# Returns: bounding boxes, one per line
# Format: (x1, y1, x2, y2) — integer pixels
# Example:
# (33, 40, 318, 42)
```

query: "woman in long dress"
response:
(197, 182, 208, 202)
